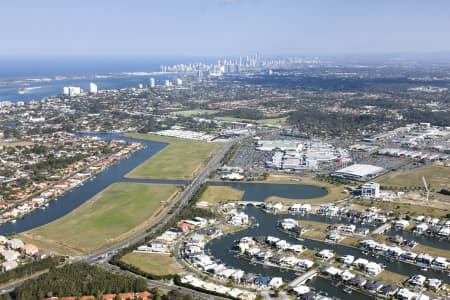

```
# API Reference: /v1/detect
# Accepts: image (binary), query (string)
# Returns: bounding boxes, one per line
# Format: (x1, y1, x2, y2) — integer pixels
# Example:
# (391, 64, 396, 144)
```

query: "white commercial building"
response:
(149, 77, 156, 88)
(63, 86, 82, 96)
(361, 182, 380, 198)
(89, 82, 98, 94)
(332, 164, 385, 181)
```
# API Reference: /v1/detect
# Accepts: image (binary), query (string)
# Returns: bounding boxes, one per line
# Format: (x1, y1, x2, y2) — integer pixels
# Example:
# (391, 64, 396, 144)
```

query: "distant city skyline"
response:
(1, 0, 450, 57)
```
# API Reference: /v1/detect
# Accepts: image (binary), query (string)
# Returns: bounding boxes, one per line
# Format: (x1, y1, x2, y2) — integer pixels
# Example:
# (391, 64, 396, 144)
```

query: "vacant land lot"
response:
(20, 183, 177, 255)
(379, 165, 450, 190)
(125, 133, 223, 180)
(199, 185, 244, 205)
(121, 252, 183, 276)
(354, 199, 449, 218)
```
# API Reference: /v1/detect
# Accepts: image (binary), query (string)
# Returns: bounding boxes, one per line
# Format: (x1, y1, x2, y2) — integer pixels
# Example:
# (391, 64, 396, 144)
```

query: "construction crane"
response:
(422, 176, 430, 203)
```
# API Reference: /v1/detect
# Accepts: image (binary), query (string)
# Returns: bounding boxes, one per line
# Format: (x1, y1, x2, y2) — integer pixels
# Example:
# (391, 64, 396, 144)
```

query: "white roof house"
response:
(298, 259, 314, 269)
(0, 260, 17, 272)
(0, 250, 20, 261)
(409, 274, 426, 286)
(365, 262, 383, 276)
(340, 255, 355, 265)
(6, 238, 24, 249)
(269, 277, 284, 289)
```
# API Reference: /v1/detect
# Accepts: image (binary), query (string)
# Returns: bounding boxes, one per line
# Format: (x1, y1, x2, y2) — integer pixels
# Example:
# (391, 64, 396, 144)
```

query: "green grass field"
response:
(170, 109, 219, 116)
(199, 185, 244, 205)
(354, 199, 449, 218)
(378, 165, 450, 190)
(121, 252, 183, 276)
(125, 133, 223, 180)
(20, 183, 177, 255)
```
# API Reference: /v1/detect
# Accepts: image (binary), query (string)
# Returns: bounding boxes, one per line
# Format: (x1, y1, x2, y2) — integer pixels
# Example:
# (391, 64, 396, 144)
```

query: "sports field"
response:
(121, 252, 183, 276)
(125, 133, 223, 180)
(20, 182, 177, 255)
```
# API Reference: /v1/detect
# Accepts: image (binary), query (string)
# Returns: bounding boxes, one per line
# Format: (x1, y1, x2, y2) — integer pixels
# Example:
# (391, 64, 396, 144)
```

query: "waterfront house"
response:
(365, 262, 382, 276)
(340, 255, 355, 265)
(426, 278, 442, 291)
(396, 288, 415, 300)
(338, 269, 355, 281)
(269, 277, 283, 289)
(365, 280, 383, 292)
(316, 249, 334, 260)
(265, 202, 283, 213)
(400, 251, 417, 262)
(288, 204, 311, 214)
(416, 253, 434, 265)
(256, 249, 272, 262)
(408, 274, 426, 286)
(324, 266, 341, 277)
(349, 276, 367, 287)
(355, 227, 370, 236)
(431, 257, 449, 269)
(341, 224, 356, 234)
(269, 254, 285, 265)
(275, 239, 288, 250)
(228, 212, 249, 226)
(438, 227, 450, 238)
(281, 256, 299, 267)
(266, 236, 280, 245)
(393, 220, 409, 230)
(254, 276, 270, 287)
(413, 223, 428, 234)
(245, 246, 260, 256)
(230, 270, 244, 282)
(353, 258, 369, 268)
(379, 284, 399, 297)
(298, 259, 314, 270)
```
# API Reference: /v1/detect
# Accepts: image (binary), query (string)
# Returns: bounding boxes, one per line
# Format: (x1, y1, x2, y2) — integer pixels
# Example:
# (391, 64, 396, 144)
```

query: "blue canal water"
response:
(209, 181, 327, 201)
(0, 134, 177, 235)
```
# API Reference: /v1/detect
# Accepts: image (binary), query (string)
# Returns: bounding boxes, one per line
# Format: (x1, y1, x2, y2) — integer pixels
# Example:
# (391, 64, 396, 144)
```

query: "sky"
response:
(1, 0, 450, 57)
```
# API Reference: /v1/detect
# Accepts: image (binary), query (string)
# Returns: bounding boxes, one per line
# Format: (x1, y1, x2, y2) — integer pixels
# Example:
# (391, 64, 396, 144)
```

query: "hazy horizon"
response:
(2, 0, 450, 57)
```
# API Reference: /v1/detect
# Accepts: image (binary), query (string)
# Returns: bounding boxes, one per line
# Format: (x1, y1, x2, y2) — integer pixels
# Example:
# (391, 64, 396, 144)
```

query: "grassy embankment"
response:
(124, 133, 223, 180)
(19, 183, 178, 256)
(120, 252, 183, 276)
(198, 185, 245, 205)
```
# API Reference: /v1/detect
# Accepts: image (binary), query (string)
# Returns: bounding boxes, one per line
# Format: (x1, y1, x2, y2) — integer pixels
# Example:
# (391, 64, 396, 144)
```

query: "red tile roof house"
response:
(101, 294, 116, 300)
(136, 291, 152, 299)
(176, 221, 194, 232)
(20, 243, 39, 255)
(118, 293, 136, 300)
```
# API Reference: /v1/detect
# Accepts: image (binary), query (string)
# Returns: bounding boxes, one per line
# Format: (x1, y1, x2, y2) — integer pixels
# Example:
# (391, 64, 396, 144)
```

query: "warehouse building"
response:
(332, 164, 385, 181)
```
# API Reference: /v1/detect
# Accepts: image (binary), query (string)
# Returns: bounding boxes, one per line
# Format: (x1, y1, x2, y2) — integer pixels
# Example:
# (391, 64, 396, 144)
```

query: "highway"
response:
(0, 138, 238, 299)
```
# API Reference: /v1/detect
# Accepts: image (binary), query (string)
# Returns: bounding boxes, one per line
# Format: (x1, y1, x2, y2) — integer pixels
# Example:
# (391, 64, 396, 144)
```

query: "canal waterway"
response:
(207, 206, 450, 298)
(209, 181, 328, 201)
(0, 133, 183, 235)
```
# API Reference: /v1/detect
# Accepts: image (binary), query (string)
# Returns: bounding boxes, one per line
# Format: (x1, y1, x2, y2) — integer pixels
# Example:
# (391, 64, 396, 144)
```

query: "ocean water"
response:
(0, 56, 207, 102)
